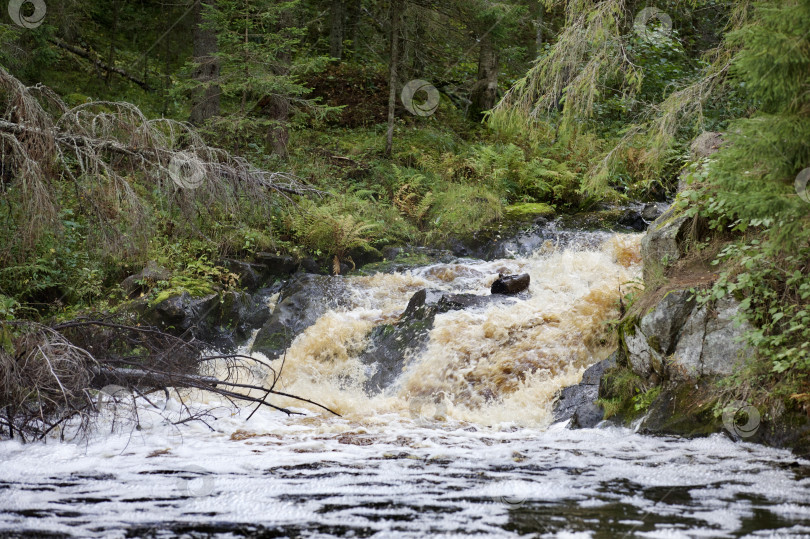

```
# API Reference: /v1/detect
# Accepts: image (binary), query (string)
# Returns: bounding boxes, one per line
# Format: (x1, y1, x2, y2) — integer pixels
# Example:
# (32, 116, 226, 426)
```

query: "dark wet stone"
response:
(491, 274, 530, 295)
(618, 210, 647, 232)
(552, 353, 616, 426)
(299, 257, 322, 274)
(360, 289, 437, 393)
(254, 253, 299, 276)
(572, 401, 605, 429)
(223, 259, 267, 290)
(251, 274, 349, 360)
(137, 290, 273, 351)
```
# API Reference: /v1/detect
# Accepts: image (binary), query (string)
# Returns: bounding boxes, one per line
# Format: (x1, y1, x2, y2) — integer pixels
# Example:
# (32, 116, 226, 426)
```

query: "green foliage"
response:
(466, 143, 579, 204)
(632, 386, 662, 412)
(174, 0, 335, 151)
(146, 241, 239, 305)
(288, 197, 389, 261)
(690, 0, 810, 377)
(425, 185, 503, 241)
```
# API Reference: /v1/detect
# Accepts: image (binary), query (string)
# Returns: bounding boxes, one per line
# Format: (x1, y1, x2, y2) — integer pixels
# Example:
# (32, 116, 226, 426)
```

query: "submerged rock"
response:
(359, 290, 437, 393)
(360, 289, 518, 393)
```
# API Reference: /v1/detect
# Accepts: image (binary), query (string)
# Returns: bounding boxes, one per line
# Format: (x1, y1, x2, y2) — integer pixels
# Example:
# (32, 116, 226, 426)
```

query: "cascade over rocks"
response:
(360, 288, 518, 393)
(551, 195, 810, 456)
(251, 274, 351, 360)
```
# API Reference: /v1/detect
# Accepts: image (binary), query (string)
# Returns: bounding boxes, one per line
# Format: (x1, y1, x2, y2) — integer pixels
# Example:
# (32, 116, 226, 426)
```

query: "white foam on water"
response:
(1, 232, 808, 537)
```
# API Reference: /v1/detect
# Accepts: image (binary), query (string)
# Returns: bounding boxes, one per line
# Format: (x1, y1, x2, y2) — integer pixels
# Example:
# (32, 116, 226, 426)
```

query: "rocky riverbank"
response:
(553, 205, 810, 458)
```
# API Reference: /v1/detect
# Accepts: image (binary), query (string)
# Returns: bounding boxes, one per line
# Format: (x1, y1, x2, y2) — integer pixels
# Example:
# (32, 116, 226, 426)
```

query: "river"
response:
(1, 226, 809, 538)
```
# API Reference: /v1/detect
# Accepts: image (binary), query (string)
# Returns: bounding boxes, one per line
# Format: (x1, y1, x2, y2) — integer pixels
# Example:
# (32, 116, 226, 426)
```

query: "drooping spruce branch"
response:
(0, 66, 320, 262)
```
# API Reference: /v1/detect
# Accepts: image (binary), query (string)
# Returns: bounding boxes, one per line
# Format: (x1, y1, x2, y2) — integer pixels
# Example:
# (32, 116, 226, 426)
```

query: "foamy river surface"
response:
(1, 229, 809, 537)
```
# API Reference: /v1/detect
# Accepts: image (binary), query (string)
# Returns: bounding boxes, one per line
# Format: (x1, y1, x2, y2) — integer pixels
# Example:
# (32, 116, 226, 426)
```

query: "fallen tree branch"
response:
(49, 39, 154, 92)
(1, 318, 339, 441)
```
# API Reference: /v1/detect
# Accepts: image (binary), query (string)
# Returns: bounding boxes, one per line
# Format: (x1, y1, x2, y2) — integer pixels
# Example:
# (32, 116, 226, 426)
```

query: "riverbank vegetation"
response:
(0, 0, 808, 435)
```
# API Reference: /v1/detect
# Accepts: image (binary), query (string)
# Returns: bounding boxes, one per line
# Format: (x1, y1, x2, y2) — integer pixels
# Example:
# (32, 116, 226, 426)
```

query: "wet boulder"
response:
(436, 293, 516, 313)
(359, 289, 438, 393)
(552, 353, 617, 427)
(136, 289, 274, 350)
(360, 289, 519, 393)
(491, 273, 530, 295)
(251, 274, 350, 360)
(254, 252, 300, 276)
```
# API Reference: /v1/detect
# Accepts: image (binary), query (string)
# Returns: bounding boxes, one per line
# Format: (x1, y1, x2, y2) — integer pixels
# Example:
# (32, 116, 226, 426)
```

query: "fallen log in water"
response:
(491, 273, 531, 295)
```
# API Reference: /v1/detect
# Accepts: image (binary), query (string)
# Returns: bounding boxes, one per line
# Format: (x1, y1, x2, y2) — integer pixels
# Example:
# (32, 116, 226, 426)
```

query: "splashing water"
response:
(3, 231, 808, 538)
(262, 234, 641, 428)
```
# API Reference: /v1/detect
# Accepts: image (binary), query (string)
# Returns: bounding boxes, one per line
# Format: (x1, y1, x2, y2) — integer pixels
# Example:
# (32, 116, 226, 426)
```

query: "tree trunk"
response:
(190, 0, 220, 125)
(329, 0, 345, 61)
(384, 0, 402, 157)
(469, 34, 499, 121)
(536, 2, 544, 52)
(345, 0, 361, 56)
(106, 0, 119, 87)
(265, 8, 294, 159)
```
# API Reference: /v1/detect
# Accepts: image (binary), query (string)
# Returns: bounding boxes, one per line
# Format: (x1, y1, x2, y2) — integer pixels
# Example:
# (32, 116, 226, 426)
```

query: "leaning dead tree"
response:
(0, 66, 319, 261)
(0, 317, 338, 442)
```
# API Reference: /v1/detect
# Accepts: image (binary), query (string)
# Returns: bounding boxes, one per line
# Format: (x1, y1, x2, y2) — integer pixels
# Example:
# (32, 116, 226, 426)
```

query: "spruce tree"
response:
(707, 0, 810, 241)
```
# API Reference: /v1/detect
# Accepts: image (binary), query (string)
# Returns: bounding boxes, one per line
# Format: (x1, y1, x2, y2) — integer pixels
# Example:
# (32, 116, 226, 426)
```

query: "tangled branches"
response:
(0, 318, 338, 442)
(0, 66, 319, 263)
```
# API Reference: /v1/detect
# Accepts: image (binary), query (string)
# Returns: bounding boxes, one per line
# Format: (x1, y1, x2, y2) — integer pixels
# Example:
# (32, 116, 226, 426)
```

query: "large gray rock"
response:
(670, 304, 706, 379)
(639, 289, 696, 355)
(251, 274, 350, 360)
(624, 288, 752, 380)
(625, 328, 662, 377)
(640, 206, 691, 283)
(668, 297, 752, 378)
(700, 296, 752, 376)
(690, 131, 724, 160)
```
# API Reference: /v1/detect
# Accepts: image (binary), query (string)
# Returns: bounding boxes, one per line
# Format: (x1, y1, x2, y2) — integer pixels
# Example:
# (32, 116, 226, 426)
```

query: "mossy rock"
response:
(503, 203, 555, 220)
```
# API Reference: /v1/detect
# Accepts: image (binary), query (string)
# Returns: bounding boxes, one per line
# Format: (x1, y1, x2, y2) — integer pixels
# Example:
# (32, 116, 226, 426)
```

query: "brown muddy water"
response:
(1, 227, 808, 538)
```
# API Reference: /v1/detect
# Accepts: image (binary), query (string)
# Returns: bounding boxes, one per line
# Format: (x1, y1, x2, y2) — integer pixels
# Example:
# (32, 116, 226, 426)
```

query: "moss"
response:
(503, 203, 555, 219)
